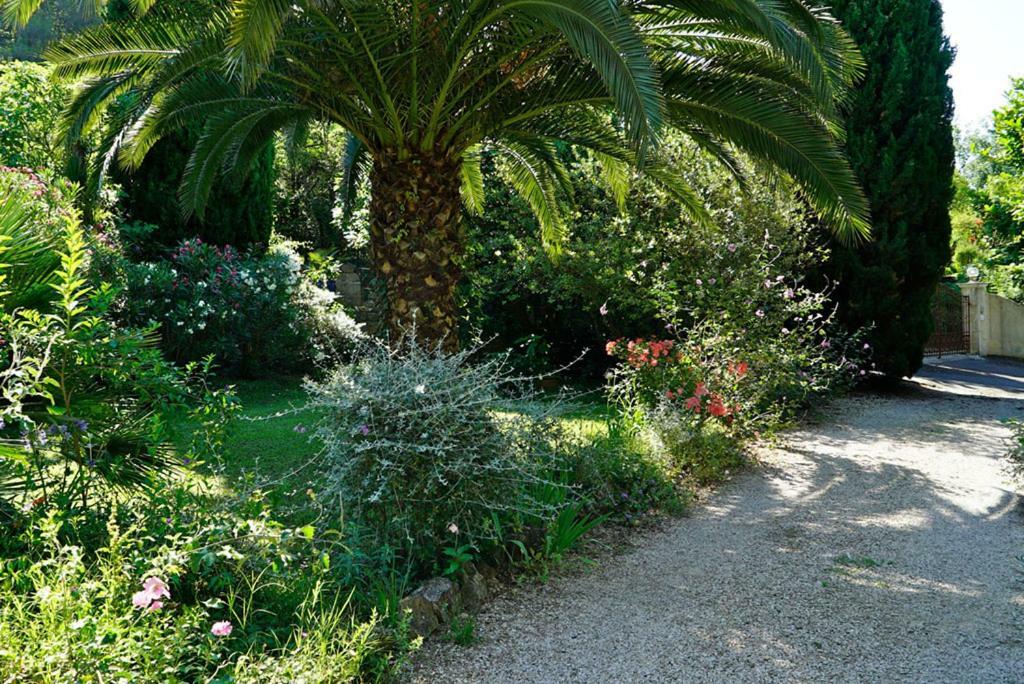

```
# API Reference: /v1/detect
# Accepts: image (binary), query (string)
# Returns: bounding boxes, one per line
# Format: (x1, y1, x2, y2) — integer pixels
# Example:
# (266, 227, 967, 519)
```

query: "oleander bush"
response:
(95, 235, 363, 377)
(603, 221, 872, 484)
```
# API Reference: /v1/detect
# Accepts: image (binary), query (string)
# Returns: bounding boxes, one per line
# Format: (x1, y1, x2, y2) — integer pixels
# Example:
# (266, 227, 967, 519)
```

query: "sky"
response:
(941, 0, 1024, 130)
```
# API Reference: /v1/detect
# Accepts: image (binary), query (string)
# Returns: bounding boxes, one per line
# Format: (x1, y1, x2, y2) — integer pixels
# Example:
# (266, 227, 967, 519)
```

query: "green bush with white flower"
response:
(110, 237, 362, 377)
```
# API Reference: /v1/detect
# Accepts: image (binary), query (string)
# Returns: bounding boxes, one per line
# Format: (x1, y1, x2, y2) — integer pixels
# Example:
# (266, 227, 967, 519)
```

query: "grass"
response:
(181, 376, 318, 520)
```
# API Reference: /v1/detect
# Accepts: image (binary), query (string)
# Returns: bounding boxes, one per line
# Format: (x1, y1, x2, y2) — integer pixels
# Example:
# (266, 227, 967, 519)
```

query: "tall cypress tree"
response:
(826, 0, 955, 379)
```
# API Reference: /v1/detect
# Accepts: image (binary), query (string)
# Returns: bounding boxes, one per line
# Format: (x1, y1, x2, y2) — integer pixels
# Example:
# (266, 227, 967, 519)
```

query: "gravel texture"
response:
(408, 359, 1024, 683)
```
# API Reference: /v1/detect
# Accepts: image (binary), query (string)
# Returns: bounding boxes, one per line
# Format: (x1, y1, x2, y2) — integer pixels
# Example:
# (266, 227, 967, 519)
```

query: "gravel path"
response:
(408, 359, 1024, 683)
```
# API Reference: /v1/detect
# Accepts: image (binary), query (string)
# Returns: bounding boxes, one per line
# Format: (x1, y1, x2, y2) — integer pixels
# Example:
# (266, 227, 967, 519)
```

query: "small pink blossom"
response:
(133, 576, 170, 610)
(727, 243, 737, 253)
(783, 288, 795, 300)
(142, 577, 170, 601)
(821, 339, 831, 349)
(132, 591, 151, 609)
(599, 301, 609, 316)
(211, 621, 233, 637)
(755, 309, 765, 318)
(695, 279, 703, 286)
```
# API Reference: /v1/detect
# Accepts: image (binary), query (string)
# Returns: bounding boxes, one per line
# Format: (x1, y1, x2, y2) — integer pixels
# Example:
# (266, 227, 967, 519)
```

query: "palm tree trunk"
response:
(369, 148, 464, 353)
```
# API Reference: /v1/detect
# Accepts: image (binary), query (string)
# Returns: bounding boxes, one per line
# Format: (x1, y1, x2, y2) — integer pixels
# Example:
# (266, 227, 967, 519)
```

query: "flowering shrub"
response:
(305, 338, 571, 570)
(605, 226, 871, 482)
(110, 238, 362, 376)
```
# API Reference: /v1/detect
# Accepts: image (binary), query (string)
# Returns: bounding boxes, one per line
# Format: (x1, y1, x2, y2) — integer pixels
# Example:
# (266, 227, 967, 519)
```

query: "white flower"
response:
(414, 384, 427, 395)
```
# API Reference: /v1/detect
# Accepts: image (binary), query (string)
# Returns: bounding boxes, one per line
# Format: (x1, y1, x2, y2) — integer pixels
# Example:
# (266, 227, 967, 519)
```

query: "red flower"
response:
(606, 340, 618, 356)
(708, 394, 729, 417)
(693, 382, 709, 398)
(685, 396, 701, 412)
(728, 361, 749, 378)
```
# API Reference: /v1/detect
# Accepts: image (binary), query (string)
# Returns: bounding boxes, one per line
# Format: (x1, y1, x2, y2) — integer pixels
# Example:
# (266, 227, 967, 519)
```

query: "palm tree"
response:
(36, 0, 870, 350)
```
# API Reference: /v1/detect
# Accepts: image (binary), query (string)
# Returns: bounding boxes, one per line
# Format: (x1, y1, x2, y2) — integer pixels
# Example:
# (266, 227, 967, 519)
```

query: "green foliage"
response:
(825, 0, 956, 379)
(0, 208, 236, 518)
(0, 167, 63, 311)
(445, 613, 478, 647)
(601, 225, 870, 484)
(111, 129, 276, 251)
(273, 122, 353, 251)
(305, 338, 574, 572)
(0, 61, 68, 170)
(0, 482, 407, 682)
(94, 236, 363, 377)
(0, 0, 97, 60)
(463, 138, 843, 377)
(1005, 419, 1024, 483)
(951, 80, 1024, 299)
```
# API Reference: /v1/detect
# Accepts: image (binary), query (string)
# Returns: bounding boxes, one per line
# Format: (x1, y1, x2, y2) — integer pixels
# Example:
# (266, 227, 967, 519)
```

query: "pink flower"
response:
(696, 279, 703, 286)
(684, 396, 701, 412)
(133, 576, 170, 610)
(755, 309, 765, 318)
(211, 621, 233, 637)
(132, 591, 151, 609)
(783, 288, 795, 300)
(599, 301, 609, 316)
(727, 243, 737, 253)
(693, 382, 709, 398)
(142, 577, 170, 601)
(820, 339, 831, 349)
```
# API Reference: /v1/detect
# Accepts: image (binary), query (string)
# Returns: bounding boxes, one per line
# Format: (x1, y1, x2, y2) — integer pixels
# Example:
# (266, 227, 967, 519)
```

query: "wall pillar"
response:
(958, 281, 988, 356)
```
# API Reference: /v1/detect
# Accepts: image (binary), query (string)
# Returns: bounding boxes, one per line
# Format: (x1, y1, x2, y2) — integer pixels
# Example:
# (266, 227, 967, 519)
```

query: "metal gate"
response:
(924, 283, 970, 356)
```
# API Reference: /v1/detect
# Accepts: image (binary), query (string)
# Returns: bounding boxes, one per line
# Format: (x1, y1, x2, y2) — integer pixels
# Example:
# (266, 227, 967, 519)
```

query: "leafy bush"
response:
(305, 338, 572, 570)
(461, 138, 820, 377)
(0, 62, 68, 171)
(603, 224, 870, 483)
(0, 212, 236, 521)
(101, 236, 362, 376)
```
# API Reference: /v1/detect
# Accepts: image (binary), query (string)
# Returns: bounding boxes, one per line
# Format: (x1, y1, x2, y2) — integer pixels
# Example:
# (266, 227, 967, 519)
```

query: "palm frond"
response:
(460, 146, 486, 217)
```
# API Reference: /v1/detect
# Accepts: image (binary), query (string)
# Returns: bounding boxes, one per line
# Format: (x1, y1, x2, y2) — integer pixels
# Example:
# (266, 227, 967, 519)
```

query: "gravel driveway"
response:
(408, 357, 1024, 683)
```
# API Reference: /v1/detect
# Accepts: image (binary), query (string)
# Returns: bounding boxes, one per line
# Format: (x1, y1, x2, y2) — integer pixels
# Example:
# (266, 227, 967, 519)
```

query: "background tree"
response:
(949, 79, 1024, 298)
(101, 0, 275, 250)
(44, 0, 870, 350)
(824, 0, 955, 379)
(2, 0, 275, 250)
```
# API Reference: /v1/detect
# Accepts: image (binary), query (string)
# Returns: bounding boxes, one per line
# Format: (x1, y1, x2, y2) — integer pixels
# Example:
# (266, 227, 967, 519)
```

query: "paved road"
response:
(409, 356, 1024, 683)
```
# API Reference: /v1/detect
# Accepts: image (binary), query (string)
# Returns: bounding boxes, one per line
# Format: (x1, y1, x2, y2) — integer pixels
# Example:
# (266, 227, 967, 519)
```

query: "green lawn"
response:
(198, 376, 318, 516)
